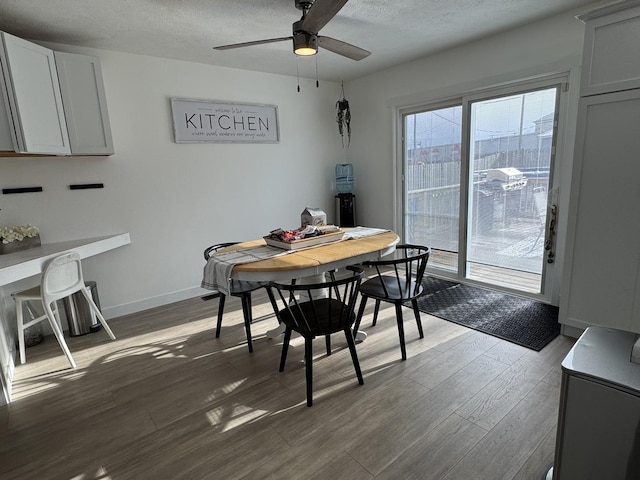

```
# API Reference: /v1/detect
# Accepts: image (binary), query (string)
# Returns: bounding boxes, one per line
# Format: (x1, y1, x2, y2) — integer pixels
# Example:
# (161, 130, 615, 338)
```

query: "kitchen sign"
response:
(170, 98, 279, 143)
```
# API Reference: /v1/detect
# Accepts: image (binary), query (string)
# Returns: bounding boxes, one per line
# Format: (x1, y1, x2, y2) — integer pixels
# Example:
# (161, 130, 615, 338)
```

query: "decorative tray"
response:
(263, 230, 344, 250)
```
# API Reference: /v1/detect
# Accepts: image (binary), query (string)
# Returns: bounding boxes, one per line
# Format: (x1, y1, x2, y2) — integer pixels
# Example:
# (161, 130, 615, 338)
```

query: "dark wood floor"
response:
(0, 289, 575, 479)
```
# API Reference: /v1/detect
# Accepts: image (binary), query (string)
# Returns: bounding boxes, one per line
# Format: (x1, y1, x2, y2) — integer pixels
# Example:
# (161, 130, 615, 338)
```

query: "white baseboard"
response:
(560, 323, 584, 339)
(102, 286, 211, 319)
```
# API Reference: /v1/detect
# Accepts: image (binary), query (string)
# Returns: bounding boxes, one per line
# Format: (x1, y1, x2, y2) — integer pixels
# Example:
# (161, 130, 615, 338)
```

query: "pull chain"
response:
(315, 54, 319, 88)
(296, 58, 301, 93)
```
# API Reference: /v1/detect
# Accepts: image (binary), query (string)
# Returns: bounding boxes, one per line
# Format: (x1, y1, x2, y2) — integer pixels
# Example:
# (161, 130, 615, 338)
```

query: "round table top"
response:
(231, 230, 399, 282)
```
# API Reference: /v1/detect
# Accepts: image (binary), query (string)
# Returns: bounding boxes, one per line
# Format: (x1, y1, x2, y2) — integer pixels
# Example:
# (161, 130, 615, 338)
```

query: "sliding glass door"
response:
(403, 81, 561, 295)
(404, 104, 463, 273)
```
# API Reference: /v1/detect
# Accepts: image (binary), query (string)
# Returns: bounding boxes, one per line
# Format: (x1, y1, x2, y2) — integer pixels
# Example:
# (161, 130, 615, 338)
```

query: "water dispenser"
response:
(335, 163, 356, 227)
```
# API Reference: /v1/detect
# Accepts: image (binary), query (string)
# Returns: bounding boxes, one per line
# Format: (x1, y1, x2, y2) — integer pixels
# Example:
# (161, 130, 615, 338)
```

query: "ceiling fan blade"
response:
(213, 37, 292, 51)
(301, 0, 350, 33)
(318, 36, 370, 61)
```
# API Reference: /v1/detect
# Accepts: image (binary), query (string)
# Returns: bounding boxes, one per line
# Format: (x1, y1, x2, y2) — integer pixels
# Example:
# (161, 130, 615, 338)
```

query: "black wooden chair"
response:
(203, 243, 268, 353)
(266, 266, 364, 407)
(352, 245, 431, 361)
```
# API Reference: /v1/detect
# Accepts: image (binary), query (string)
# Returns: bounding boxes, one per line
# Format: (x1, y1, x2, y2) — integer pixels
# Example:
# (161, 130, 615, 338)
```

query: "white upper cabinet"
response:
(54, 51, 114, 155)
(0, 31, 71, 154)
(0, 31, 114, 156)
(579, 2, 640, 96)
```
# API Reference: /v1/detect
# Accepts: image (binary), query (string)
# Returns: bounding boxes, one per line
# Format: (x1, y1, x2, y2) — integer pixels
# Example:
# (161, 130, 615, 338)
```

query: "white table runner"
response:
(201, 245, 288, 295)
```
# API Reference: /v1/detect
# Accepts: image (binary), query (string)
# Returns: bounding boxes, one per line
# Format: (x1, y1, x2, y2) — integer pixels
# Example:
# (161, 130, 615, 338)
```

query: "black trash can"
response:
(63, 281, 102, 336)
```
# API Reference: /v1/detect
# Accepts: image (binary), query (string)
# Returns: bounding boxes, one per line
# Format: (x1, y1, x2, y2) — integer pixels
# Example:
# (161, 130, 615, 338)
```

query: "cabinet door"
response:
(0, 32, 70, 154)
(54, 51, 114, 155)
(0, 94, 14, 150)
(579, 4, 640, 96)
(561, 89, 640, 332)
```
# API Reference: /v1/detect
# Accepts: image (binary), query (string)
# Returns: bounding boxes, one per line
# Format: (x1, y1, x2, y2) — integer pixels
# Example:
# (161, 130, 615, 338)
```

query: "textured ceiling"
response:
(0, 0, 599, 82)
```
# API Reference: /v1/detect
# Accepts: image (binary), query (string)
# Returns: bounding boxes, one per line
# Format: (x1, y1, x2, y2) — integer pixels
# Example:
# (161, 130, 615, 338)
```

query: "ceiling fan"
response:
(213, 0, 370, 61)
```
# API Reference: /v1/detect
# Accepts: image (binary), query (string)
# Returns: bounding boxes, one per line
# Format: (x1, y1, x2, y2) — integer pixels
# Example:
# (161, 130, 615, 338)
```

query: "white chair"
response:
(12, 251, 116, 368)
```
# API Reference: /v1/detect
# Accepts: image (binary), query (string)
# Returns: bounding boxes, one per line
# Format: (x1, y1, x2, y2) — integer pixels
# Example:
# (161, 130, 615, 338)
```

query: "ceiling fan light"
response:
(295, 46, 317, 56)
(293, 32, 318, 56)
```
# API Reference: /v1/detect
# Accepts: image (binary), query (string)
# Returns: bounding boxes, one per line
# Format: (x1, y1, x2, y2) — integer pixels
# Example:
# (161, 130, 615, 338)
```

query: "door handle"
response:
(545, 204, 557, 263)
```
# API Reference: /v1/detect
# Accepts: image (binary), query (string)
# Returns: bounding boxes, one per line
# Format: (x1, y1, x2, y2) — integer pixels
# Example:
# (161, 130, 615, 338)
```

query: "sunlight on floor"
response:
(71, 465, 111, 479)
(206, 403, 271, 432)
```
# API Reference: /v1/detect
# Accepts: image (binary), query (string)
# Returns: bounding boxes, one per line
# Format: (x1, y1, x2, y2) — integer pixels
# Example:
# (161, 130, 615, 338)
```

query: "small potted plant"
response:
(0, 224, 41, 254)
(336, 82, 351, 147)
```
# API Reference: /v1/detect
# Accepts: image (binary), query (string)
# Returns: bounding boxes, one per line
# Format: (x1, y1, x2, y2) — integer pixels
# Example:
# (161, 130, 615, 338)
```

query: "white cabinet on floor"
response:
(54, 51, 114, 155)
(552, 327, 640, 479)
(0, 31, 71, 154)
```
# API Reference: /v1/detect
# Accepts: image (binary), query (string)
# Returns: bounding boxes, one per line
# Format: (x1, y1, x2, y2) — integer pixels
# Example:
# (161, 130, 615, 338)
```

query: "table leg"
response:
(266, 318, 367, 341)
(355, 330, 367, 342)
(266, 322, 286, 339)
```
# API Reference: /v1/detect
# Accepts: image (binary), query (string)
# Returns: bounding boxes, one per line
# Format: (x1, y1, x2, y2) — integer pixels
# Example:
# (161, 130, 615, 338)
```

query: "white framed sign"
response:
(170, 98, 279, 144)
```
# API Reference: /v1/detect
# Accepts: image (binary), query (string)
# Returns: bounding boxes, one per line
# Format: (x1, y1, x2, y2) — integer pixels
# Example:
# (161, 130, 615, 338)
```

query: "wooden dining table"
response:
(219, 228, 400, 339)
(228, 229, 399, 282)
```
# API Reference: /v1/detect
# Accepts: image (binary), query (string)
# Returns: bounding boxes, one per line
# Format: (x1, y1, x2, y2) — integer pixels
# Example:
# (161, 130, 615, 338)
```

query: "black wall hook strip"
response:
(2, 187, 43, 194)
(69, 183, 104, 190)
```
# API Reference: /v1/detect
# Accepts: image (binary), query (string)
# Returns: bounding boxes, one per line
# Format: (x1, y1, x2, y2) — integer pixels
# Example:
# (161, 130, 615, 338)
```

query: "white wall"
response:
(344, 10, 588, 303)
(0, 48, 347, 319)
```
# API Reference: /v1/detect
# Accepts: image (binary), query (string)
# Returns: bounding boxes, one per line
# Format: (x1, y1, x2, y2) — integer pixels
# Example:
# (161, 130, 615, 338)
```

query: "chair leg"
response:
(43, 301, 76, 369)
(15, 298, 27, 365)
(345, 328, 364, 385)
(411, 299, 424, 339)
(395, 303, 407, 361)
(279, 327, 292, 372)
(79, 288, 116, 340)
(353, 296, 368, 336)
(51, 303, 63, 332)
(215, 294, 227, 338)
(266, 287, 284, 331)
(240, 293, 253, 353)
(305, 336, 313, 407)
(325, 334, 331, 356)
(372, 300, 381, 326)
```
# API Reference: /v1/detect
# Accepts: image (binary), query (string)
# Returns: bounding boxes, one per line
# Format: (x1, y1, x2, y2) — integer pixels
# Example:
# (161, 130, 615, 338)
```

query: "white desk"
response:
(0, 233, 131, 286)
(0, 233, 131, 404)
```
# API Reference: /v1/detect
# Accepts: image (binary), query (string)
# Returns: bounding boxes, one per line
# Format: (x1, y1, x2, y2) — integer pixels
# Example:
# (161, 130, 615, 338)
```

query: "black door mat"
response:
(408, 277, 560, 351)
